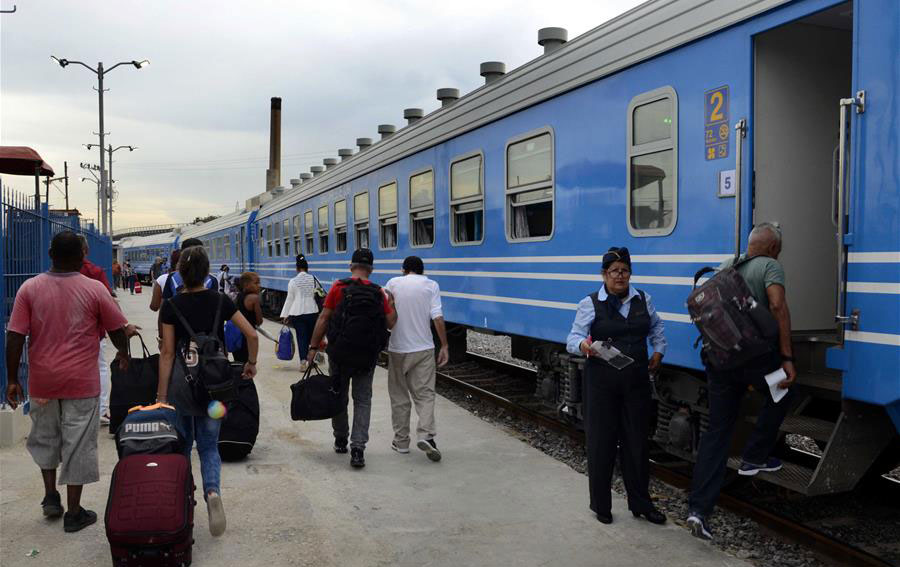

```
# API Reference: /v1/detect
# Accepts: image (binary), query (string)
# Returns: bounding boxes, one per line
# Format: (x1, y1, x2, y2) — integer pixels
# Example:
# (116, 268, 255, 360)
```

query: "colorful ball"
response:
(207, 400, 227, 420)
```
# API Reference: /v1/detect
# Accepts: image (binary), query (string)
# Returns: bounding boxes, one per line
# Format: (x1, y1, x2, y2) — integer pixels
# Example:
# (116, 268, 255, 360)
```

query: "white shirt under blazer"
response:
(385, 274, 443, 354)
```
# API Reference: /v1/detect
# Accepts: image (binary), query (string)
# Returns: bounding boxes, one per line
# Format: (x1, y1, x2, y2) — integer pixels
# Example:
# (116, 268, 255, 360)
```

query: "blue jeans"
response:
(178, 413, 222, 497)
(688, 352, 792, 517)
(291, 313, 319, 361)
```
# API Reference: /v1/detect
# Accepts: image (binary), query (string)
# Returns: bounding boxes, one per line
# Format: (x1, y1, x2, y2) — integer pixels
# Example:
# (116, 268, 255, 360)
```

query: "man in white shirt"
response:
(384, 256, 449, 462)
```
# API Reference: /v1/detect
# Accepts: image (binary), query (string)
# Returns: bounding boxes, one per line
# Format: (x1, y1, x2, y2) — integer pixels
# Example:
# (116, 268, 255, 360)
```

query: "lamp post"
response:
(80, 176, 101, 230)
(52, 55, 148, 235)
(87, 144, 136, 237)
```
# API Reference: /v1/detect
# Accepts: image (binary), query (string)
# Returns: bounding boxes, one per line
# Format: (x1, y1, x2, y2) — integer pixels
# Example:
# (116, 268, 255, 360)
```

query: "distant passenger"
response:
(156, 238, 218, 298)
(306, 248, 396, 468)
(78, 235, 116, 427)
(687, 223, 796, 541)
(112, 260, 122, 290)
(232, 271, 263, 363)
(157, 245, 259, 537)
(150, 257, 164, 281)
(281, 254, 323, 372)
(384, 256, 449, 461)
(150, 249, 182, 313)
(566, 247, 667, 525)
(5, 231, 136, 533)
(217, 264, 235, 298)
(124, 262, 136, 294)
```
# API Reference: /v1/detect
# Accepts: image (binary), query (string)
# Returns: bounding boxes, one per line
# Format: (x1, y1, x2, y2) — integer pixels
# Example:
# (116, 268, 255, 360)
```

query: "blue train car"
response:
(120, 232, 180, 282)
(245, 0, 897, 493)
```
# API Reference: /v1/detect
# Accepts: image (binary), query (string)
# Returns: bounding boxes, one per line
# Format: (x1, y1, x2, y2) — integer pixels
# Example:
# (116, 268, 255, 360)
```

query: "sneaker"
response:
(63, 507, 97, 533)
(416, 439, 442, 462)
(350, 448, 365, 468)
(334, 438, 349, 454)
(207, 492, 226, 537)
(738, 457, 783, 476)
(391, 440, 410, 454)
(41, 491, 64, 519)
(100, 412, 110, 426)
(687, 513, 713, 541)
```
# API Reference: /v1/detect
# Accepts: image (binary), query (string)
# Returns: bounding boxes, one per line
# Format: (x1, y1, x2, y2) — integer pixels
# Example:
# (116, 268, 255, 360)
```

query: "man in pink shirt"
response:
(6, 231, 134, 533)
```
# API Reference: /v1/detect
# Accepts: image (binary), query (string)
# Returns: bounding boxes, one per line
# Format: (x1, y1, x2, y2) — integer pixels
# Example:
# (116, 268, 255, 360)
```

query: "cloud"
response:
(1, 0, 643, 228)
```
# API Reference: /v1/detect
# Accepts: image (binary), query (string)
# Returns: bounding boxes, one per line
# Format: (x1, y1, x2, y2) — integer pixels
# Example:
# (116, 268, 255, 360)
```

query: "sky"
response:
(1, 0, 644, 231)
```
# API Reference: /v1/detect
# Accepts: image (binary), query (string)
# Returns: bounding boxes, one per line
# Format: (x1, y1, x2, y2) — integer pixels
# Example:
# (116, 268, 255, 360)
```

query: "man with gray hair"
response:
(687, 222, 796, 540)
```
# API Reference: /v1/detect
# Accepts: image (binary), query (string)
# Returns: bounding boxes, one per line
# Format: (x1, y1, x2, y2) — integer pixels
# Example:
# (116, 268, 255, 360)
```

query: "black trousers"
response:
(689, 352, 791, 517)
(583, 359, 653, 516)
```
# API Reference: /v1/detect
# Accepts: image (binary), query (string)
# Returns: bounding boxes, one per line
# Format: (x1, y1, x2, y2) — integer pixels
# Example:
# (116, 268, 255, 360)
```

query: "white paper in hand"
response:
(764, 368, 789, 403)
(590, 341, 634, 370)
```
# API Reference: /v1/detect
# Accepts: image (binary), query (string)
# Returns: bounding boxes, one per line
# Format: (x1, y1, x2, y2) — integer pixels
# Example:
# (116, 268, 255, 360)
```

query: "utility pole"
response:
(64, 161, 69, 210)
(106, 144, 136, 238)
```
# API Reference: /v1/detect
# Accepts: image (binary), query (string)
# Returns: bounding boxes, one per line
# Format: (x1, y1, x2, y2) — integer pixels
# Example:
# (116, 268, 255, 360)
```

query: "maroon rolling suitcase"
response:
(105, 453, 195, 567)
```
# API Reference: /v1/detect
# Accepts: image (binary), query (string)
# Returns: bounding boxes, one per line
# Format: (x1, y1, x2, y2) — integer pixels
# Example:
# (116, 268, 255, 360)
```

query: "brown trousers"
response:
(387, 349, 436, 448)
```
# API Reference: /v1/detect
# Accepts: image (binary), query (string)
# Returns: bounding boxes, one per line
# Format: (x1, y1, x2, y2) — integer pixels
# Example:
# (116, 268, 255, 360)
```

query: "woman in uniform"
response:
(566, 247, 667, 525)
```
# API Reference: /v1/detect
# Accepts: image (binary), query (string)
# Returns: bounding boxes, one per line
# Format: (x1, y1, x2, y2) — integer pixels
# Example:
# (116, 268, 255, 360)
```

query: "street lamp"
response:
(80, 176, 102, 229)
(85, 144, 136, 235)
(52, 55, 148, 235)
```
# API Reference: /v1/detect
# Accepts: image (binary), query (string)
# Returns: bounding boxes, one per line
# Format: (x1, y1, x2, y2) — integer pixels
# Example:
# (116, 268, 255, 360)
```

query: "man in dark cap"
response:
(307, 248, 397, 468)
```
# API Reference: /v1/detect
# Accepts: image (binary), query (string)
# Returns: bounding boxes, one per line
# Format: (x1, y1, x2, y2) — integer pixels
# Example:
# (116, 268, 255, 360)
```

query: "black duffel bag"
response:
(109, 334, 159, 434)
(290, 363, 347, 421)
(218, 364, 260, 461)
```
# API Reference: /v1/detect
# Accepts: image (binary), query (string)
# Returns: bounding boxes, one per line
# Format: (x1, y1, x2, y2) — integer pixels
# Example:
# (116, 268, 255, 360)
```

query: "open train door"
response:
(750, 1, 896, 495)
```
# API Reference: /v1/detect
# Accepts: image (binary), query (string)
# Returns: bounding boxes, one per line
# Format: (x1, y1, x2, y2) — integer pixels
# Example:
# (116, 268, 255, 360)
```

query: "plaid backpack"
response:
(686, 256, 779, 370)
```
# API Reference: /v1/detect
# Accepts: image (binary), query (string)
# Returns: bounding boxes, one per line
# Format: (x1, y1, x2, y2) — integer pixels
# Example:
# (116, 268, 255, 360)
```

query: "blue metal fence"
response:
(1, 184, 112, 407)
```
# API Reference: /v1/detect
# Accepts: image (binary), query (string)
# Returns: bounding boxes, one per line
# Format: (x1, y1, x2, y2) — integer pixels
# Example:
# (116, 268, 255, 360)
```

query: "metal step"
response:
(727, 457, 815, 494)
(779, 415, 835, 442)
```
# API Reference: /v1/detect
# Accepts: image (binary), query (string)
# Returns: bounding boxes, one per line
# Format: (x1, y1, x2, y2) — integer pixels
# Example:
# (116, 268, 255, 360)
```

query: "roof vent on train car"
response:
(271, 186, 286, 196)
(338, 148, 354, 161)
(437, 88, 460, 107)
(310, 165, 325, 177)
(538, 27, 568, 54)
(299, 172, 313, 182)
(289, 178, 301, 188)
(480, 62, 506, 84)
(404, 108, 424, 124)
(377, 124, 396, 140)
(356, 137, 373, 151)
(323, 158, 338, 170)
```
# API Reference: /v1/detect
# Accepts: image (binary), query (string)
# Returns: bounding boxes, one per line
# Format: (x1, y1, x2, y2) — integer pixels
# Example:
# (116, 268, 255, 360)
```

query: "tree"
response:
(193, 214, 220, 224)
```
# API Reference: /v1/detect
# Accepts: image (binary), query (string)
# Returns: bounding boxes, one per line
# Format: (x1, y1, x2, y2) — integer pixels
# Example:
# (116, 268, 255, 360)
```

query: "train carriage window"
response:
(292, 215, 301, 255)
(304, 210, 314, 254)
(354, 192, 369, 250)
(224, 235, 231, 261)
(318, 205, 329, 254)
(378, 182, 398, 249)
(259, 227, 265, 257)
(450, 153, 484, 245)
(409, 170, 434, 247)
(506, 131, 553, 240)
(274, 221, 282, 257)
(266, 224, 273, 257)
(627, 87, 678, 236)
(335, 200, 347, 253)
(282, 219, 290, 257)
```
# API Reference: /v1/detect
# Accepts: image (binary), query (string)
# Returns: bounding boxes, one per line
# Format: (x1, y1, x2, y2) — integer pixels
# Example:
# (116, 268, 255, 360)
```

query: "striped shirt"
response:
(280, 272, 319, 317)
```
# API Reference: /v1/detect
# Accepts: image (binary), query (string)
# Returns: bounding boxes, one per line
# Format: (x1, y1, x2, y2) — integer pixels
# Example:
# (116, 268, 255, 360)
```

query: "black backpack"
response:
(326, 278, 389, 368)
(686, 256, 779, 371)
(167, 294, 237, 405)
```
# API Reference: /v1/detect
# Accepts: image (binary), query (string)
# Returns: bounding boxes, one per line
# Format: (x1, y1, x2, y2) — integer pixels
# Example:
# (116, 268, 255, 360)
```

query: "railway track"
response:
(438, 352, 895, 567)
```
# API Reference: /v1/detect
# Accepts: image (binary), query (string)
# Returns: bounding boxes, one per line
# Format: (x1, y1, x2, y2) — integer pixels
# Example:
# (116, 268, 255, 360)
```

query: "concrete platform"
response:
(0, 291, 750, 567)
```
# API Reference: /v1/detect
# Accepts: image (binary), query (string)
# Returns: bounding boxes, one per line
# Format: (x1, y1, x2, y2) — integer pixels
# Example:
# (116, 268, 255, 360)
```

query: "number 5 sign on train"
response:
(704, 86, 729, 161)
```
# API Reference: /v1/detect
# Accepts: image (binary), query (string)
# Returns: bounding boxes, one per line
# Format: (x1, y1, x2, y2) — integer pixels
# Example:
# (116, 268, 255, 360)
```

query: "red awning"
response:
(0, 146, 55, 177)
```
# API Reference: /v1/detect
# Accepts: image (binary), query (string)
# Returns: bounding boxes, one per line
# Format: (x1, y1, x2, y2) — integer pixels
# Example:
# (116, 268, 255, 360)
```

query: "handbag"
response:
(277, 325, 295, 361)
(109, 334, 159, 434)
(312, 276, 326, 312)
(289, 363, 347, 421)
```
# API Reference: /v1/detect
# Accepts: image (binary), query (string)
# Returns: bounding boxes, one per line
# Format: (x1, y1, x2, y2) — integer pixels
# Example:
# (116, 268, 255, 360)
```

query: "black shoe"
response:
(596, 512, 613, 524)
(333, 438, 348, 454)
(350, 448, 365, 468)
(63, 507, 97, 533)
(416, 438, 442, 462)
(632, 508, 667, 525)
(41, 491, 63, 519)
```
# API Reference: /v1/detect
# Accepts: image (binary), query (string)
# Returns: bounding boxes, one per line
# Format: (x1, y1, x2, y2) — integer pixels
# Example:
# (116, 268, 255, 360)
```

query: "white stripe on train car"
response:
(846, 282, 900, 294)
(258, 254, 733, 267)
(845, 331, 900, 347)
(847, 252, 900, 263)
